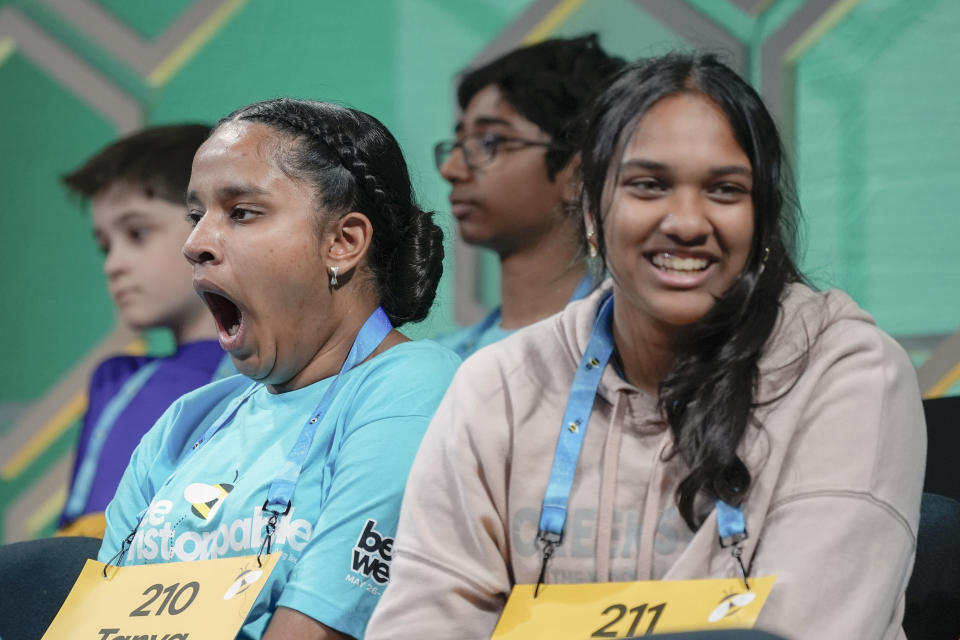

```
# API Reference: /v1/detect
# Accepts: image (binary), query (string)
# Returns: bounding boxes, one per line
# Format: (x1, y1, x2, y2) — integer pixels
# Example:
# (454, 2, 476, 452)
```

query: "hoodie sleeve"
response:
(750, 309, 926, 640)
(366, 355, 515, 640)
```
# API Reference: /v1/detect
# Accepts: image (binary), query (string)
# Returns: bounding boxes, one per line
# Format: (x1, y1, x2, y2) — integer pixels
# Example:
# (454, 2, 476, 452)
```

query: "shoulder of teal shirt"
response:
(433, 317, 514, 360)
(98, 341, 461, 564)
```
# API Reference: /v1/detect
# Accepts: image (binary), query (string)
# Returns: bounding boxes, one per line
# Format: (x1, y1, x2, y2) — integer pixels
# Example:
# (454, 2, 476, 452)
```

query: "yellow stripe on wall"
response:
(2, 337, 145, 480)
(522, 0, 588, 45)
(148, 0, 247, 87)
(785, 0, 862, 63)
(924, 360, 960, 399)
(25, 485, 67, 539)
(0, 37, 16, 68)
(1, 394, 87, 479)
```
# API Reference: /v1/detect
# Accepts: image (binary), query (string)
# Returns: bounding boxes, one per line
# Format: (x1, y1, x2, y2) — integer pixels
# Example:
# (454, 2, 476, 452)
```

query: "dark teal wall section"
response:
(796, 0, 960, 337)
(0, 50, 115, 402)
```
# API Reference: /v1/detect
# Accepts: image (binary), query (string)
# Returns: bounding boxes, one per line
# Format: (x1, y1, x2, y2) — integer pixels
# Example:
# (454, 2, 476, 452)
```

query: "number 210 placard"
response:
(42, 554, 279, 640)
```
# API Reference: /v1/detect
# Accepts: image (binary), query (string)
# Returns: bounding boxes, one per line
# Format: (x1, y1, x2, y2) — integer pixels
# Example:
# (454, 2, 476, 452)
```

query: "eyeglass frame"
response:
(433, 132, 557, 172)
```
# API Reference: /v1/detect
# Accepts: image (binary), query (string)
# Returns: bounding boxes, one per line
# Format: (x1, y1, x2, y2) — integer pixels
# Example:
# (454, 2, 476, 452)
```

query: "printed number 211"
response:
(592, 602, 666, 637)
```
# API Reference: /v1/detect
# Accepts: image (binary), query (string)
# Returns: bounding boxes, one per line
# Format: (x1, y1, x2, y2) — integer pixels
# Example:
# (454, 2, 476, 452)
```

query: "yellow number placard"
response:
(42, 553, 280, 640)
(492, 576, 775, 639)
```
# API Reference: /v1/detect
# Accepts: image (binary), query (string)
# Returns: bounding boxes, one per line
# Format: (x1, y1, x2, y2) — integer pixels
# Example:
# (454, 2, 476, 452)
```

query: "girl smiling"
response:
(369, 54, 925, 640)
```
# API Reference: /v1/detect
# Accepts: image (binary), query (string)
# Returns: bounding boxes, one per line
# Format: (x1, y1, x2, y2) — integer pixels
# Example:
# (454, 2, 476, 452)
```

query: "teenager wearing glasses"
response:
(433, 35, 624, 358)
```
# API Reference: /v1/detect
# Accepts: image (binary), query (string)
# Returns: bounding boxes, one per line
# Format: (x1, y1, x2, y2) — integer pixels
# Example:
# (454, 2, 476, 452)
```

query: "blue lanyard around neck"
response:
(64, 351, 235, 521)
(536, 291, 748, 587)
(108, 307, 394, 570)
(185, 307, 393, 509)
(63, 359, 163, 520)
(455, 271, 598, 358)
(263, 307, 392, 512)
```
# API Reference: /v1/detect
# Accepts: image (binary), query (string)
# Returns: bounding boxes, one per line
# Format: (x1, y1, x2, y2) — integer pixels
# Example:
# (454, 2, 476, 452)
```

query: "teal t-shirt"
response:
(435, 273, 600, 360)
(99, 340, 460, 639)
(433, 308, 513, 360)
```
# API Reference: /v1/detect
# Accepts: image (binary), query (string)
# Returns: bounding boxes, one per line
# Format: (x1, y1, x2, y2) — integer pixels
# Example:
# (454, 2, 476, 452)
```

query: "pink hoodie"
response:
(368, 283, 925, 640)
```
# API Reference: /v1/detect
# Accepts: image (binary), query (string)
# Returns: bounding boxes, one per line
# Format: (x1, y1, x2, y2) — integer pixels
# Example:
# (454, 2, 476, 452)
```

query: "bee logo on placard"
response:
(223, 568, 265, 600)
(184, 482, 234, 520)
(707, 590, 756, 623)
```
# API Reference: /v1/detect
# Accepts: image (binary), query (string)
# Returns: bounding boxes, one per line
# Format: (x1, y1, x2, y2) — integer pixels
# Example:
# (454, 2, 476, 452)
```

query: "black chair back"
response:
(904, 493, 960, 640)
(922, 396, 960, 502)
(0, 536, 101, 640)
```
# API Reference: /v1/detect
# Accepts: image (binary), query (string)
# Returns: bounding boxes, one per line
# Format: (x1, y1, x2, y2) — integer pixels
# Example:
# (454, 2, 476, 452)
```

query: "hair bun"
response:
(380, 207, 444, 325)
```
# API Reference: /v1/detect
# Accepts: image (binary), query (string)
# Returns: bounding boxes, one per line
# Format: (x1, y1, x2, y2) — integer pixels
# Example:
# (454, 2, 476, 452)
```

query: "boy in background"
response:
(58, 124, 230, 537)
(434, 35, 624, 357)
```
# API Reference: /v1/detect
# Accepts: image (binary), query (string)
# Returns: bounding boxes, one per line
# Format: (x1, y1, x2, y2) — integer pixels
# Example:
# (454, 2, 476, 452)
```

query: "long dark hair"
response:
(220, 99, 443, 326)
(580, 53, 804, 529)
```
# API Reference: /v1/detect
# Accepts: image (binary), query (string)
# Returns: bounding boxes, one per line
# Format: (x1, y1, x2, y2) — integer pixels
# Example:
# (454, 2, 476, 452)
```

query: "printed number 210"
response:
(592, 602, 666, 637)
(129, 582, 200, 617)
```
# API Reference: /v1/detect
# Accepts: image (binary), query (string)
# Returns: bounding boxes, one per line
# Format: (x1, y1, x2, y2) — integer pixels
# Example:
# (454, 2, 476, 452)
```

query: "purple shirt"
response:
(61, 340, 228, 525)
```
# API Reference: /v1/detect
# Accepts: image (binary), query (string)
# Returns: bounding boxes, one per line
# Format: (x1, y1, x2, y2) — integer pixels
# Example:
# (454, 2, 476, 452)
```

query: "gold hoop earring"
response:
(329, 265, 340, 288)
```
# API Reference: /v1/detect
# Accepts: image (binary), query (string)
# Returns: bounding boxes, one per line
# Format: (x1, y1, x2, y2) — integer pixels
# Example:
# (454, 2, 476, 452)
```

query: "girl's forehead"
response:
(194, 122, 289, 177)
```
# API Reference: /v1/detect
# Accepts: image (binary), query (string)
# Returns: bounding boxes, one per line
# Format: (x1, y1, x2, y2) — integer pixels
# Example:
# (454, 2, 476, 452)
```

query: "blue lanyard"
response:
(64, 360, 162, 519)
(536, 291, 749, 589)
(107, 308, 394, 571)
(455, 271, 598, 358)
(262, 307, 392, 513)
(64, 352, 234, 521)
(183, 307, 392, 490)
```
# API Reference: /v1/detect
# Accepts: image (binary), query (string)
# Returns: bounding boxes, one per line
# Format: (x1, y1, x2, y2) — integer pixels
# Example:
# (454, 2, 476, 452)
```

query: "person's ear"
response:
(557, 152, 582, 203)
(583, 210, 599, 259)
(324, 211, 373, 283)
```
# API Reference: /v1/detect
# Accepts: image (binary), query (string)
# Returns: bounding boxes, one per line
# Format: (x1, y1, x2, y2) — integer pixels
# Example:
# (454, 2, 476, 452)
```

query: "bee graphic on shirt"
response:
(184, 482, 234, 520)
(707, 589, 757, 623)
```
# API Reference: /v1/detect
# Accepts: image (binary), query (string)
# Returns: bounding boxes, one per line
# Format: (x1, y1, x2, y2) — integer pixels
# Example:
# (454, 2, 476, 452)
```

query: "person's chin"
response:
(653, 301, 714, 328)
(119, 311, 158, 332)
(458, 225, 507, 253)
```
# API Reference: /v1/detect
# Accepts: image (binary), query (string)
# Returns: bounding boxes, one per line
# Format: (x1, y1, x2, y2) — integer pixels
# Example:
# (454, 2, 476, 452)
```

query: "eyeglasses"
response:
(433, 133, 553, 172)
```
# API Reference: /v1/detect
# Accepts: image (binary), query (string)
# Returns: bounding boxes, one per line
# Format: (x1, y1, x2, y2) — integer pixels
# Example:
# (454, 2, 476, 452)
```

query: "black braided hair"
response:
(218, 98, 443, 326)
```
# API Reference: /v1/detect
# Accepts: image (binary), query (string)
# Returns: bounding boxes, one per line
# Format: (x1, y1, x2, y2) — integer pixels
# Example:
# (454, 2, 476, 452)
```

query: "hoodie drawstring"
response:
(594, 393, 626, 582)
(635, 435, 671, 580)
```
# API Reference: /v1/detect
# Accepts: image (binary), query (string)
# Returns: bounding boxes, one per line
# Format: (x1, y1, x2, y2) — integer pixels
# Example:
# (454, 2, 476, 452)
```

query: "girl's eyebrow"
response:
(619, 158, 668, 172)
(187, 182, 270, 206)
(708, 165, 752, 178)
(619, 158, 752, 178)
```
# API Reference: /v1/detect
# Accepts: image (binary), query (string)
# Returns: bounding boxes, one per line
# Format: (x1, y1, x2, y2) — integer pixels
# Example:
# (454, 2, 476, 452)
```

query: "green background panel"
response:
(795, 0, 960, 336)
(559, 0, 689, 57)
(0, 50, 116, 403)
(94, 0, 194, 40)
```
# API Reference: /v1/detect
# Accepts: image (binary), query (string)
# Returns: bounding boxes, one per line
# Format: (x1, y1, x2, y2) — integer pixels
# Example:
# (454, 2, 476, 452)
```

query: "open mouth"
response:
(203, 292, 243, 338)
(649, 252, 713, 274)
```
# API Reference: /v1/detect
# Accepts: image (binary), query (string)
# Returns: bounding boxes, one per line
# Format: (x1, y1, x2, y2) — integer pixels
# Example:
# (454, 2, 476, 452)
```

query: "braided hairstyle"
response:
(218, 98, 443, 326)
